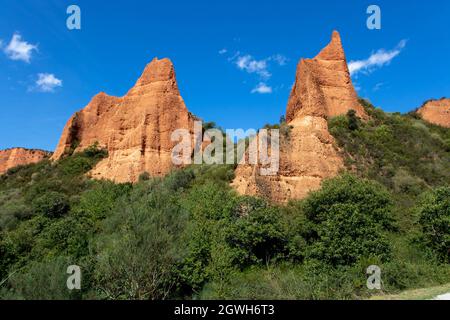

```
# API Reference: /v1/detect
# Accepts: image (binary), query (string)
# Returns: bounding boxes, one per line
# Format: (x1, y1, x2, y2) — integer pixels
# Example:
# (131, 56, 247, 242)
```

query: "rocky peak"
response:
(233, 31, 365, 202)
(135, 58, 176, 85)
(286, 31, 367, 123)
(316, 30, 345, 61)
(127, 58, 180, 97)
(52, 57, 196, 183)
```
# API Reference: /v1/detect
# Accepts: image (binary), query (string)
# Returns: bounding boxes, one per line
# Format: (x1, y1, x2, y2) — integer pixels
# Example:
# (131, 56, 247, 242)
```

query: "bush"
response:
(416, 186, 450, 263)
(32, 192, 70, 218)
(92, 184, 188, 300)
(1, 256, 82, 300)
(163, 169, 195, 192)
(301, 174, 394, 266)
(225, 200, 288, 267)
(200, 261, 364, 300)
(138, 172, 150, 182)
(74, 181, 131, 220)
(347, 109, 359, 131)
(392, 169, 427, 195)
(176, 182, 237, 291)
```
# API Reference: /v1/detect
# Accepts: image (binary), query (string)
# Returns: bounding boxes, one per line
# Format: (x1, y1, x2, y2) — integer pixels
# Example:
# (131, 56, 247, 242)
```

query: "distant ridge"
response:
(0, 147, 51, 175)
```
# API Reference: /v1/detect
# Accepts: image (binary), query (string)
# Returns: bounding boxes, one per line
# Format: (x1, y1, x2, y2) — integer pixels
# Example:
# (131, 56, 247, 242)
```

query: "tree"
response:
(302, 174, 393, 266)
(416, 186, 450, 263)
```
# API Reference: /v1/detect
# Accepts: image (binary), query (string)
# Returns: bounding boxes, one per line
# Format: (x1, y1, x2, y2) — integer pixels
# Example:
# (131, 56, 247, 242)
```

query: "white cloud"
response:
(223, 51, 288, 94)
(251, 82, 272, 94)
(348, 40, 407, 77)
(271, 54, 288, 66)
(4, 33, 38, 63)
(236, 55, 271, 79)
(219, 48, 227, 55)
(34, 73, 63, 92)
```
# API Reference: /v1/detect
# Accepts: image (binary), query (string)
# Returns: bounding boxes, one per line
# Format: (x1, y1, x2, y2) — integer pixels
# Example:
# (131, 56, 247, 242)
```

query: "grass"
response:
(370, 283, 450, 300)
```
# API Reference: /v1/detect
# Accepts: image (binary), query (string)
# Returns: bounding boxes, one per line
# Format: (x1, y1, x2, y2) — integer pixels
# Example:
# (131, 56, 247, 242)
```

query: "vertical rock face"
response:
(52, 58, 196, 183)
(0, 148, 51, 175)
(233, 31, 363, 202)
(417, 98, 450, 128)
(286, 31, 366, 122)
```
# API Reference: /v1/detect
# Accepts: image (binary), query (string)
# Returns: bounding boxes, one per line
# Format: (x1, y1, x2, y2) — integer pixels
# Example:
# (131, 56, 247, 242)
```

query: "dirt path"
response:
(370, 283, 450, 300)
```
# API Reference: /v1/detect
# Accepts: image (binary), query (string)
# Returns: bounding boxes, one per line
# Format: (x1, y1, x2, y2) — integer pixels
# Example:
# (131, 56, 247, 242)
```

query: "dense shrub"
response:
(415, 186, 450, 263)
(200, 261, 366, 300)
(32, 192, 70, 218)
(329, 101, 450, 191)
(0, 256, 82, 300)
(92, 185, 188, 300)
(347, 109, 359, 131)
(225, 200, 288, 266)
(301, 174, 394, 266)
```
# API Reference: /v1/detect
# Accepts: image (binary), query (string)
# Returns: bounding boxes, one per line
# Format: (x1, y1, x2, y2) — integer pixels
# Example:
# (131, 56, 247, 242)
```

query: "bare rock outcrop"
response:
(417, 98, 450, 128)
(0, 148, 51, 175)
(232, 31, 363, 202)
(52, 58, 196, 183)
(286, 31, 367, 122)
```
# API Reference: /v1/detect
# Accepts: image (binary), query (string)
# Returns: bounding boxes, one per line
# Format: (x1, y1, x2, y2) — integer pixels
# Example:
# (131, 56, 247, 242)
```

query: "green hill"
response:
(0, 102, 449, 300)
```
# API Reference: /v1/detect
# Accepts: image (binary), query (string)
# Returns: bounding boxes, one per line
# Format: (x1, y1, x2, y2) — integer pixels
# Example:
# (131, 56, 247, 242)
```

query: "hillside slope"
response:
(0, 103, 449, 300)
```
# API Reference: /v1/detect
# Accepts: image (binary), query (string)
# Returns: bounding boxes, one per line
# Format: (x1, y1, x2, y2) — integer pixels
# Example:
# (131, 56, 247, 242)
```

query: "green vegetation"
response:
(415, 187, 450, 263)
(0, 103, 449, 300)
(329, 99, 450, 195)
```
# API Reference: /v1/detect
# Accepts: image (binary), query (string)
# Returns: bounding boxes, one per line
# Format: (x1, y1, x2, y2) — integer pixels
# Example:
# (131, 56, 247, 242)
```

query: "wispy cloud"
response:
(223, 51, 288, 94)
(348, 40, 407, 77)
(236, 55, 271, 79)
(271, 54, 288, 66)
(373, 82, 384, 92)
(251, 82, 272, 94)
(219, 48, 227, 55)
(32, 73, 63, 92)
(4, 33, 38, 63)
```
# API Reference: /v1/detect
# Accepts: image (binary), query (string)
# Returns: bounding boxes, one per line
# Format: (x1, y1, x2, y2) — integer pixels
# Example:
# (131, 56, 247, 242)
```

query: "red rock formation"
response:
(0, 148, 51, 175)
(233, 31, 363, 202)
(286, 31, 367, 122)
(52, 58, 196, 183)
(417, 98, 450, 128)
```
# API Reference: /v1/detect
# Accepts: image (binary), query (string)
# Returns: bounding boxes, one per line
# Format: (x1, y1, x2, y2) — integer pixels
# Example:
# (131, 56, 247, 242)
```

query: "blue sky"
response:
(1, 0, 449, 151)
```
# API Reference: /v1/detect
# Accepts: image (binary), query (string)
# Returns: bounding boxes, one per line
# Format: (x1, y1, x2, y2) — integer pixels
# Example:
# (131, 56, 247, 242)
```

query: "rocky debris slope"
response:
(232, 31, 364, 202)
(52, 58, 196, 183)
(0, 148, 51, 175)
(417, 98, 450, 128)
